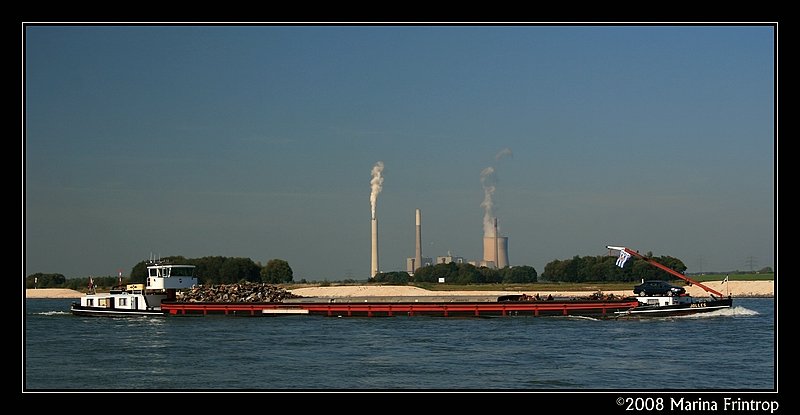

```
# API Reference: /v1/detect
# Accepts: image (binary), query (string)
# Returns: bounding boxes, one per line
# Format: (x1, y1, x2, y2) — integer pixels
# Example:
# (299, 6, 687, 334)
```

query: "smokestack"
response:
(483, 236, 509, 268)
(371, 217, 379, 278)
(498, 236, 508, 268)
(369, 161, 384, 279)
(414, 208, 422, 273)
(494, 217, 499, 270)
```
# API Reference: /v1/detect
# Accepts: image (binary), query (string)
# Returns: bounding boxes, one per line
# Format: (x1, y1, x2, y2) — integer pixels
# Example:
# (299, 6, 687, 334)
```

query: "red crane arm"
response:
(610, 246, 725, 298)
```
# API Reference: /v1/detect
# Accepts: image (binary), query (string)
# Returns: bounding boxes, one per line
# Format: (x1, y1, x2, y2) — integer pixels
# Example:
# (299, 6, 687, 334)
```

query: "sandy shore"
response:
(26, 288, 85, 299)
(25, 280, 773, 299)
(290, 280, 773, 299)
(682, 280, 773, 298)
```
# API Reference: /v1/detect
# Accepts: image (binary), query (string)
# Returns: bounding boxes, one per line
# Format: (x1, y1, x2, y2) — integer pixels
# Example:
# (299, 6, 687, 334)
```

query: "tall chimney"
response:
(497, 236, 509, 268)
(494, 217, 499, 269)
(371, 217, 379, 278)
(483, 236, 509, 268)
(414, 208, 422, 273)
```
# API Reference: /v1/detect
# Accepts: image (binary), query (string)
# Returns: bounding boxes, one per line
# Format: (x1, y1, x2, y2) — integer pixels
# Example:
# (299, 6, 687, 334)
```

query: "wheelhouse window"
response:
(170, 267, 195, 277)
(119, 298, 127, 306)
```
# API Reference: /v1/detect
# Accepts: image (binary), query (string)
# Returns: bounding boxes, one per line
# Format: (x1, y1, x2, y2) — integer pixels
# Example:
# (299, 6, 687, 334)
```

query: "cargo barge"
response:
(71, 245, 732, 319)
(159, 296, 641, 318)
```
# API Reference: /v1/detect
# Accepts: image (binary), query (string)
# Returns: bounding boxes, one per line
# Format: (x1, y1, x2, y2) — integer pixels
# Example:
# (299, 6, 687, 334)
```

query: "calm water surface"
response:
(23, 298, 774, 390)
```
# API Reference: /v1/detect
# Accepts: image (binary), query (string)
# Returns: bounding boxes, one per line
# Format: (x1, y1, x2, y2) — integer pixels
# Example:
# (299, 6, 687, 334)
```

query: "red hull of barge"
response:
(160, 299, 641, 318)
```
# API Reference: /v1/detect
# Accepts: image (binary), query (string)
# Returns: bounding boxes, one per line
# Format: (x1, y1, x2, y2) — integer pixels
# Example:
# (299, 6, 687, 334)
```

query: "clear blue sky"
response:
(24, 25, 775, 280)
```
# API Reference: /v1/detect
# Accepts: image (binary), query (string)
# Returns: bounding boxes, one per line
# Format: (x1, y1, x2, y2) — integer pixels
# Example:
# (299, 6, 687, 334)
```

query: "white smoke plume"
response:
(370, 161, 384, 219)
(480, 166, 496, 237)
(495, 147, 513, 161)
(481, 148, 513, 237)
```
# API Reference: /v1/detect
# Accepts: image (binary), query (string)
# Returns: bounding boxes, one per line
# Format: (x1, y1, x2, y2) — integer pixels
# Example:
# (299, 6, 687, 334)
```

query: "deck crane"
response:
(607, 245, 725, 299)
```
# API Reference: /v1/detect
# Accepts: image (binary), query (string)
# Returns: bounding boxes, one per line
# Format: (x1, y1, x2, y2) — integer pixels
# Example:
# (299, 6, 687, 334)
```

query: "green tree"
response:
(478, 266, 502, 283)
(541, 253, 688, 282)
(652, 256, 687, 281)
(194, 256, 225, 284)
(64, 278, 82, 291)
(454, 263, 480, 284)
(412, 265, 435, 283)
(261, 259, 294, 284)
(26, 273, 66, 288)
(541, 259, 565, 281)
(130, 255, 263, 285)
(501, 265, 538, 283)
(130, 261, 148, 283)
(430, 262, 458, 282)
(373, 271, 411, 284)
(219, 257, 261, 283)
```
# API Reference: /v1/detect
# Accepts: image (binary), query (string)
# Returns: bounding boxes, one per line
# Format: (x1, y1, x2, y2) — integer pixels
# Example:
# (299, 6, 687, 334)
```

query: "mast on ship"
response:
(607, 245, 726, 299)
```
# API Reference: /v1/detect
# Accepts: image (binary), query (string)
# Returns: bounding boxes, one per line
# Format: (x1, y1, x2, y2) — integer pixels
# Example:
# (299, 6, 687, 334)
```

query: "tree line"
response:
(25, 273, 126, 291)
(541, 252, 686, 282)
(372, 263, 538, 285)
(26, 251, 693, 289)
(130, 256, 293, 285)
(25, 256, 294, 290)
(372, 251, 688, 285)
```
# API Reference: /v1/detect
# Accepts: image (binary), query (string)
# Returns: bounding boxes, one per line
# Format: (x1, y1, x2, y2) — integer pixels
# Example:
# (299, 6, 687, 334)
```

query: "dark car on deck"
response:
(633, 280, 686, 296)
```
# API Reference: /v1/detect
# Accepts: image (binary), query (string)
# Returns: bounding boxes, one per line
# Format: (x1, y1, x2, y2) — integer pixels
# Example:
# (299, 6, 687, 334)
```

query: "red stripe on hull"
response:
(160, 300, 641, 318)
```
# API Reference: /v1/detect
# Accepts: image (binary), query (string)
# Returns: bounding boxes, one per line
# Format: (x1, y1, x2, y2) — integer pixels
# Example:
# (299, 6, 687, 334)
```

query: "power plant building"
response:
(370, 217, 379, 278)
(406, 208, 432, 275)
(401, 208, 511, 274)
(436, 254, 465, 265)
(482, 236, 509, 269)
(406, 257, 433, 274)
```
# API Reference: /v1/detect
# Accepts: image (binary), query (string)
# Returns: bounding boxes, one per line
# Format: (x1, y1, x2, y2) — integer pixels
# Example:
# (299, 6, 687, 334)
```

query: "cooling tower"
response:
(483, 236, 509, 269)
(414, 208, 422, 272)
(371, 217, 379, 278)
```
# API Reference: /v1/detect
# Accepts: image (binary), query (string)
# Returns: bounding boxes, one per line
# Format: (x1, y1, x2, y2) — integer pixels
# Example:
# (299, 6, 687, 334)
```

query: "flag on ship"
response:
(616, 250, 632, 268)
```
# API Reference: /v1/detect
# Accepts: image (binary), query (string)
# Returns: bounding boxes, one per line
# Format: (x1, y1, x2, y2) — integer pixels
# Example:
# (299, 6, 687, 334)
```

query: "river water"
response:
(23, 298, 774, 391)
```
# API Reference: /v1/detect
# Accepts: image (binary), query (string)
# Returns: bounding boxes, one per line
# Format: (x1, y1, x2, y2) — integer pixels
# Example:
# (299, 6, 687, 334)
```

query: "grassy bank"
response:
(689, 273, 774, 282)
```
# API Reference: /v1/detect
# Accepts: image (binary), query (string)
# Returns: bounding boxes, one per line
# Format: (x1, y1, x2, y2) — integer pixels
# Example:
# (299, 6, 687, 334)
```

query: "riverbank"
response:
(26, 280, 773, 299)
(26, 288, 85, 298)
(289, 280, 773, 298)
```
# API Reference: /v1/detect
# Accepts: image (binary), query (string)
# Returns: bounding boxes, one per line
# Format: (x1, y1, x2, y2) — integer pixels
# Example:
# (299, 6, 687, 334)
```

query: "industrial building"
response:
(406, 208, 432, 275)
(481, 235, 509, 269)
(403, 208, 510, 276)
(436, 254, 465, 265)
